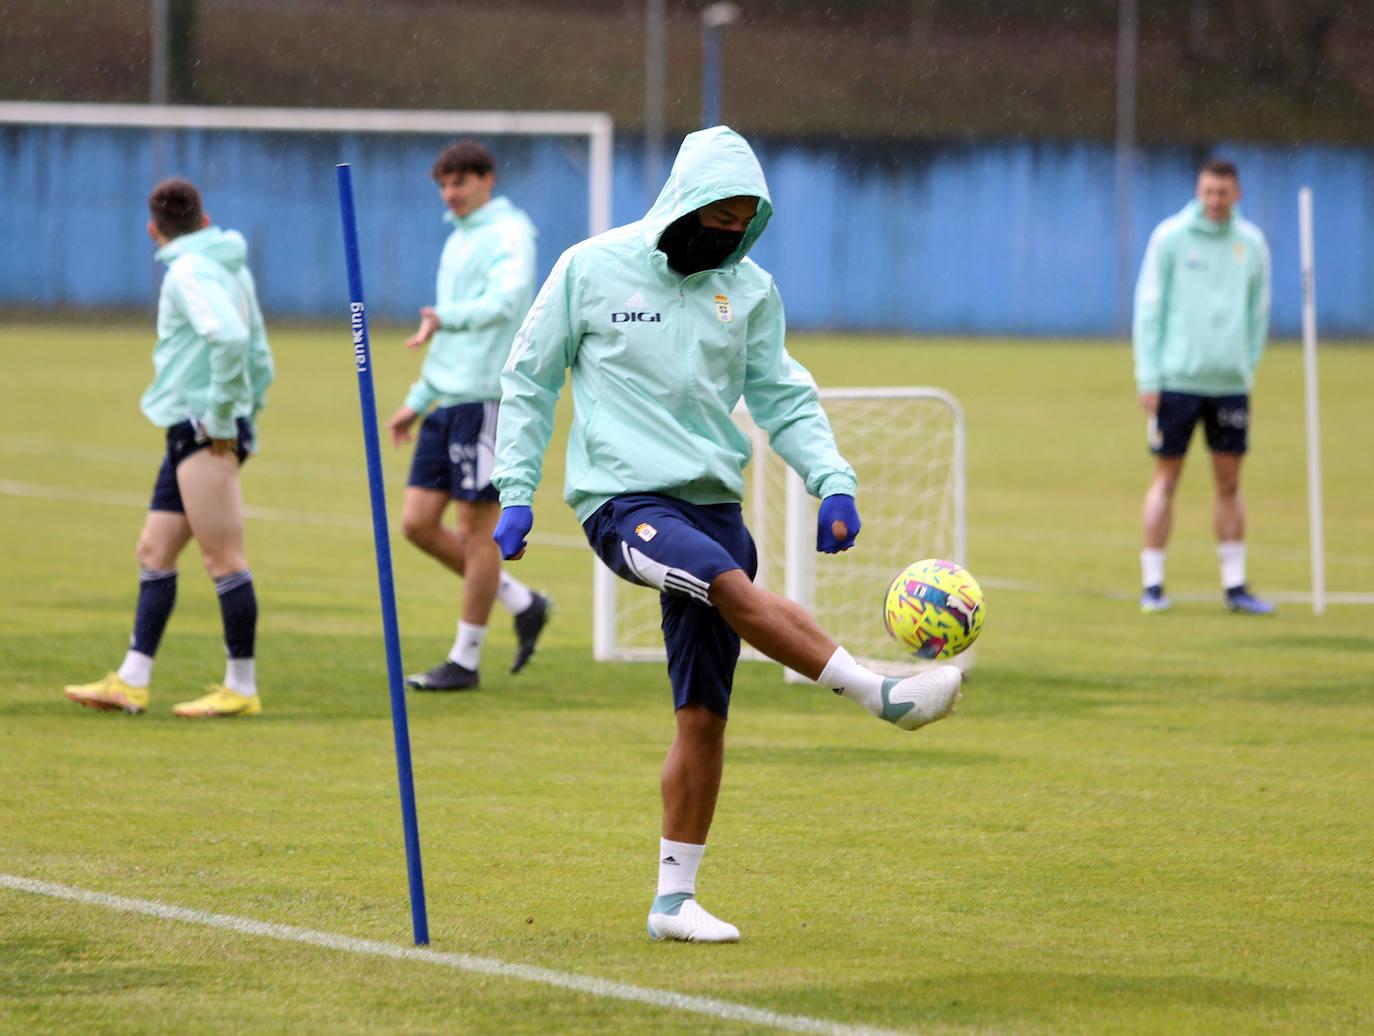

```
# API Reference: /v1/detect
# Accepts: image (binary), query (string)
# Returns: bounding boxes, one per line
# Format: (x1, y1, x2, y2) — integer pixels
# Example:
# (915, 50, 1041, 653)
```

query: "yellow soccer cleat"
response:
(64, 673, 149, 714)
(172, 684, 262, 719)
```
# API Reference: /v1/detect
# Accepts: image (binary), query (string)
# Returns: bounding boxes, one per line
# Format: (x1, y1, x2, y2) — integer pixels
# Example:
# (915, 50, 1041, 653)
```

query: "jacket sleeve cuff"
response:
(498, 485, 535, 508)
(203, 410, 237, 440)
(434, 303, 468, 330)
(816, 474, 858, 500)
(404, 381, 435, 414)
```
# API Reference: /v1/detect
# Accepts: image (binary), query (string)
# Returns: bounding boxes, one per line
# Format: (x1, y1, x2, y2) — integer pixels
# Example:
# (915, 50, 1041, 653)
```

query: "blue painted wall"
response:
(2, 124, 1370, 336)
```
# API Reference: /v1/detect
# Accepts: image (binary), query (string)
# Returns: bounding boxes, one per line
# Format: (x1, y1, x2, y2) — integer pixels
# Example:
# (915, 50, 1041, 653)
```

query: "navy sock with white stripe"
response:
(131, 567, 177, 657)
(118, 567, 177, 687)
(215, 570, 258, 696)
(215, 569, 257, 657)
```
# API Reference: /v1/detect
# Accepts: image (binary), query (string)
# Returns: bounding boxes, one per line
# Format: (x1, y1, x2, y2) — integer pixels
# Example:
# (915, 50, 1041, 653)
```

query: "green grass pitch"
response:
(1, 320, 1371, 1034)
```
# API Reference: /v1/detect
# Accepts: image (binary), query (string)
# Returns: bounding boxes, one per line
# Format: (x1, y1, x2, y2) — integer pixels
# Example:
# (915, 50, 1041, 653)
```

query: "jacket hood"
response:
(156, 226, 247, 271)
(444, 195, 536, 236)
(641, 126, 773, 268)
(1182, 198, 1244, 236)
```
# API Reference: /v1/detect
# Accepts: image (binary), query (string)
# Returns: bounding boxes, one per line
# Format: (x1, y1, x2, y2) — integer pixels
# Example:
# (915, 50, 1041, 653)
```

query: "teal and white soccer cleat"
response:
(646, 894, 740, 943)
(877, 667, 962, 731)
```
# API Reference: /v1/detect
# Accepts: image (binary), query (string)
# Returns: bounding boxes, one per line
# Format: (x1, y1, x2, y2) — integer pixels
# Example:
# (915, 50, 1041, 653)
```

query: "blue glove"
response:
(493, 505, 533, 560)
(817, 494, 861, 553)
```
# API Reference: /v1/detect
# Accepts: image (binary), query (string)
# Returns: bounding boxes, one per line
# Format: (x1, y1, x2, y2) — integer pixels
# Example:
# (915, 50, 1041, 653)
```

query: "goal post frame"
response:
(0, 101, 615, 238)
(1297, 186, 1325, 617)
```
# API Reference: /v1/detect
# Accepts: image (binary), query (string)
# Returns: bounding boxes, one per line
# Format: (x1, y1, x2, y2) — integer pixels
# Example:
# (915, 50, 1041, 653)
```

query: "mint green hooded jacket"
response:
(403, 196, 537, 412)
(493, 126, 857, 523)
(141, 227, 274, 441)
(1133, 200, 1271, 396)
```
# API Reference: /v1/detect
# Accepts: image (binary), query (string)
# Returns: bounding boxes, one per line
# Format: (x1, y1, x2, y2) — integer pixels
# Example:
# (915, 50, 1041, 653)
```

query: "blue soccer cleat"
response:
(1140, 585, 1171, 613)
(1224, 585, 1276, 615)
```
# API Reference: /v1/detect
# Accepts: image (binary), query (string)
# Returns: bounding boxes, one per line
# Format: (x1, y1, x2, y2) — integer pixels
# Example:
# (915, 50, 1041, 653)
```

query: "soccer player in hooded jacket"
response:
(1133, 158, 1274, 615)
(65, 178, 273, 718)
(491, 127, 964, 943)
(386, 141, 550, 691)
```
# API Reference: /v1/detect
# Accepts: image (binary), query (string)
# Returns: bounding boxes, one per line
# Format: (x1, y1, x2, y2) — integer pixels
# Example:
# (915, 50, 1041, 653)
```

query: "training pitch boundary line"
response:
(5, 478, 1374, 605)
(5, 437, 1374, 569)
(0, 874, 907, 1036)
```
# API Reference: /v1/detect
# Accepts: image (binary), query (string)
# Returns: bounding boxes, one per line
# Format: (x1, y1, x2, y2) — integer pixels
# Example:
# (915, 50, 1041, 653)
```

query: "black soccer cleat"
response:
(511, 592, 552, 674)
(406, 660, 479, 692)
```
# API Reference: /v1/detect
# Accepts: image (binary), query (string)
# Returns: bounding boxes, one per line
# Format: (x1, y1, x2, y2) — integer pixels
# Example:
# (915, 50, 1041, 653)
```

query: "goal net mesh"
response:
(601, 388, 966, 675)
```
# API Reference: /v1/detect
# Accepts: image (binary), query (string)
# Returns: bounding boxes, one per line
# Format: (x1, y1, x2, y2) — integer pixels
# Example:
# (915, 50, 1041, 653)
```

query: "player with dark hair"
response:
(386, 140, 550, 690)
(65, 177, 275, 717)
(491, 127, 964, 943)
(1134, 158, 1274, 614)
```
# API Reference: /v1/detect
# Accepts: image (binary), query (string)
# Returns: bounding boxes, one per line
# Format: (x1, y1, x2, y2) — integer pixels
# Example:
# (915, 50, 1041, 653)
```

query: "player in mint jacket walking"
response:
(492, 126, 964, 943)
(66, 178, 273, 718)
(1133, 158, 1273, 615)
(387, 141, 550, 691)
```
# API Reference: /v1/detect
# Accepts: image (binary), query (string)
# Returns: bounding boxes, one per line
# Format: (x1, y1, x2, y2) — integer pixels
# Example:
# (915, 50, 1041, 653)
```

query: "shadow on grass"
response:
(730, 744, 1002, 768)
(967, 667, 1152, 718)
(1229, 633, 1374, 655)
(1234, 677, 1374, 707)
(855, 968, 1316, 1029)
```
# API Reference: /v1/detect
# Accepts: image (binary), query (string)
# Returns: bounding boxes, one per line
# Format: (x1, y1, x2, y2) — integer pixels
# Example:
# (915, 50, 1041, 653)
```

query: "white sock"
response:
(1218, 541, 1246, 590)
(657, 838, 705, 897)
(1141, 548, 1166, 589)
(497, 573, 535, 615)
(817, 646, 884, 716)
(224, 657, 257, 697)
(449, 621, 487, 669)
(117, 650, 154, 688)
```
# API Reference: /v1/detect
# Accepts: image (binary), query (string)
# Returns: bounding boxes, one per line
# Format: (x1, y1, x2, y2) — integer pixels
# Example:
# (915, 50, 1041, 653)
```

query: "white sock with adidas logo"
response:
(657, 838, 705, 897)
(817, 646, 884, 716)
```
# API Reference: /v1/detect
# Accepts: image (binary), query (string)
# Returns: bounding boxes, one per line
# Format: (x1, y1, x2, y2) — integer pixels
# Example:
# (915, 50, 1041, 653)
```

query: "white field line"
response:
(0, 479, 586, 550)
(6, 434, 1373, 570)
(977, 575, 1374, 606)
(3, 478, 1373, 605)
(965, 523, 1374, 569)
(0, 874, 906, 1036)
(0, 436, 364, 483)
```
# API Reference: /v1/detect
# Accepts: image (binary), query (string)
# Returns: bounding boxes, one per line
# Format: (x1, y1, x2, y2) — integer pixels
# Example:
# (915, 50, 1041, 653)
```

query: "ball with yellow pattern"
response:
(883, 558, 985, 660)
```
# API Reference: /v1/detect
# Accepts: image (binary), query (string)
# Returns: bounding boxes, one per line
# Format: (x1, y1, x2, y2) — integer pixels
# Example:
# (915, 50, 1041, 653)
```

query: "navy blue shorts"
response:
(583, 494, 758, 719)
(1149, 391, 1249, 457)
(149, 418, 252, 513)
(407, 401, 501, 502)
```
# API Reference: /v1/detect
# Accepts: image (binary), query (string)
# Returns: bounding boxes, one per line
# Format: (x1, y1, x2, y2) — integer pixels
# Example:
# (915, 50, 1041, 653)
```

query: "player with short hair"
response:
(65, 177, 274, 717)
(386, 140, 550, 691)
(1133, 158, 1274, 615)
(492, 127, 964, 943)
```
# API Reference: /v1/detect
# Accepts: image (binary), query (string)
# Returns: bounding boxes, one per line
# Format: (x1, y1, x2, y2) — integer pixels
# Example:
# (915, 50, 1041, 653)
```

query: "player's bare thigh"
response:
(454, 498, 501, 541)
(175, 448, 247, 577)
(1149, 453, 1186, 493)
(1210, 450, 1243, 496)
(402, 485, 452, 543)
(137, 510, 194, 570)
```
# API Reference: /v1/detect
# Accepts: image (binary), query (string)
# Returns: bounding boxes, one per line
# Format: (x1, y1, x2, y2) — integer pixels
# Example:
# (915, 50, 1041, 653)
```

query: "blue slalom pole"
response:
(335, 163, 430, 946)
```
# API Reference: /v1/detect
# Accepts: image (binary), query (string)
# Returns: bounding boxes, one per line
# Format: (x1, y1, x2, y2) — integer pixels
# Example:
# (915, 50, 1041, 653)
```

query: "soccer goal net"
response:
(0, 102, 613, 320)
(593, 387, 970, 678)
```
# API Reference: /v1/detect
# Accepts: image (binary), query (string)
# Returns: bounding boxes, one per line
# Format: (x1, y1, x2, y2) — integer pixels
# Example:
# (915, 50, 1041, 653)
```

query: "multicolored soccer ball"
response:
(883, 559, 985, 660)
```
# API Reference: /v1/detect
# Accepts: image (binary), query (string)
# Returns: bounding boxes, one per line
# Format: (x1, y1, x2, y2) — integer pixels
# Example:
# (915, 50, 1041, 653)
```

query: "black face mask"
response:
(656, 211, 745, 275)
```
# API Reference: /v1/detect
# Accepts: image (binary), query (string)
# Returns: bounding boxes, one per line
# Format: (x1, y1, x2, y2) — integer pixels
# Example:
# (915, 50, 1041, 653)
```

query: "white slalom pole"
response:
(1298, 186, 1326, 616)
